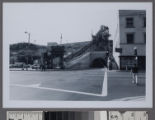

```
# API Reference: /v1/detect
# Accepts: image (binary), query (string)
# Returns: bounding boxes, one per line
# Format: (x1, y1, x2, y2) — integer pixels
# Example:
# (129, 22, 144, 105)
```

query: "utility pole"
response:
(60, 33, 62, 44)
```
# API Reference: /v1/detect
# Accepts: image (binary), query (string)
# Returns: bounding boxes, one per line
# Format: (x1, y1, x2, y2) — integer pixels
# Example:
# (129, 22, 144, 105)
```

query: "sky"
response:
(3, 2, 151, 47)
(3, 3, 119, 46)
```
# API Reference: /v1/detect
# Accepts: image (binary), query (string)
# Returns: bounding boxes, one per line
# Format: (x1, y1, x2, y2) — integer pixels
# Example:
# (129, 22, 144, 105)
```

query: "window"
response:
(126, 33, 134, 44)
(126, 17, 134, 28)
(131, 112, 135, 117)
(144, 32, 146, 43)
(143, 17, 146, 27)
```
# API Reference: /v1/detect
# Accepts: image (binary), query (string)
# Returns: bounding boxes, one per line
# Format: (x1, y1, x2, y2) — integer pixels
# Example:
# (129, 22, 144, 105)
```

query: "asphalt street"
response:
(10, 69, 145, 101)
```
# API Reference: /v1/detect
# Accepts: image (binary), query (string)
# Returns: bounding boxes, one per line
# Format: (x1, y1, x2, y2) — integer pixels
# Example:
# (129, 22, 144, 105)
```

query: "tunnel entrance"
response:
(90, 58, 106, 68)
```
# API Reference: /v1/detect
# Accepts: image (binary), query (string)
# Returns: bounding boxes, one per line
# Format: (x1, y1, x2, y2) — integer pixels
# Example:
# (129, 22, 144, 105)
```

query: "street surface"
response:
(10, 69, 145, 101)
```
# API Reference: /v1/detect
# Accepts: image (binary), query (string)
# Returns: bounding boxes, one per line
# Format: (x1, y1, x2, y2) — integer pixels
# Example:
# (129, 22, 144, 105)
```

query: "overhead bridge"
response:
(41, 25, 118, 70)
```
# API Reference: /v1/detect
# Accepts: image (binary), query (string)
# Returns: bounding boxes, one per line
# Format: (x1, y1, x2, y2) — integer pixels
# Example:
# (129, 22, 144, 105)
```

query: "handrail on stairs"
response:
(64, 42, 93, 62)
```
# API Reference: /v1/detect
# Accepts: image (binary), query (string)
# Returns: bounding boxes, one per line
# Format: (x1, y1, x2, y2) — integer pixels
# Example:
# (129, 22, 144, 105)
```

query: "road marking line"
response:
(11, 84, 106, 97)
(28, 84, 41, 87)
(101, 68, 108, 96)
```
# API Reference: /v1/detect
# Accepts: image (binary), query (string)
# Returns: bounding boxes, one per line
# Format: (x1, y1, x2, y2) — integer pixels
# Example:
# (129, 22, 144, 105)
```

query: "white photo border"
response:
(3, 2, 153, 108)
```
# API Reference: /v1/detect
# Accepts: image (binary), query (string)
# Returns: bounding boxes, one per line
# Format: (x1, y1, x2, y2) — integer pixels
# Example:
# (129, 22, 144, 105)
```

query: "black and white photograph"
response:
(7, 111, 148, 120)
(3, 2, 153, 108)
(7, 111, 107, 120)
(109, 111, 148, 120)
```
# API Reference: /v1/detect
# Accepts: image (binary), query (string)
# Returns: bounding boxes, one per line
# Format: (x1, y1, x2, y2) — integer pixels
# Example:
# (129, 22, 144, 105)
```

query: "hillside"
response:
(10, 41, 90, 64)
(10, 43, 46, 64)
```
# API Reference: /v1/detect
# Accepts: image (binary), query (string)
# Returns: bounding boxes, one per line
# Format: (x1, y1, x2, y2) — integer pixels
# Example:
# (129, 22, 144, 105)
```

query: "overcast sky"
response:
(3, 3, 151, 46)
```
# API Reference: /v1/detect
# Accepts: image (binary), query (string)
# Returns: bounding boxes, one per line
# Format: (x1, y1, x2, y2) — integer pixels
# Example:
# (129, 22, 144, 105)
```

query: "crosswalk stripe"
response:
(102, 68, 108, 96)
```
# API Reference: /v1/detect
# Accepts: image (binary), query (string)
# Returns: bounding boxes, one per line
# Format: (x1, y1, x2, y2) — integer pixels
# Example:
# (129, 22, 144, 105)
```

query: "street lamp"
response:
(25, 31, 31, 43)
(24, 31, 31, 69)
(134, 47, 138, 65)
(106, 51, 110, 70)
(134, 47, 137, 56)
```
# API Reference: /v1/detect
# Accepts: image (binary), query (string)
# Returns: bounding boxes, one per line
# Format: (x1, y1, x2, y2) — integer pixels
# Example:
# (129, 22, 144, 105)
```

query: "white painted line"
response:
(101, 68, 108, 96)
(11, 84, 105, 97)
(28, 83, 41, 87)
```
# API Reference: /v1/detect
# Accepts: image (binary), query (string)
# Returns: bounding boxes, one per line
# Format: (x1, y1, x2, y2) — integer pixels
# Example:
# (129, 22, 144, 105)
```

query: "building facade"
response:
(118, 10, 146, 70)
(41, 45, 65, 69)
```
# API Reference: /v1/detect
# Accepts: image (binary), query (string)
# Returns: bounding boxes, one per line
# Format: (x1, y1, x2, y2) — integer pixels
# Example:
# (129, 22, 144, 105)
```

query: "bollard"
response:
(135, 74, 138, 85)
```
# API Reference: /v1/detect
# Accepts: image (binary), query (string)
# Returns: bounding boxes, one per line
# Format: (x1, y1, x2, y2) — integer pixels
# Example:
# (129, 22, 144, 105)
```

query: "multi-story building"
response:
(117, 10, 146, 70)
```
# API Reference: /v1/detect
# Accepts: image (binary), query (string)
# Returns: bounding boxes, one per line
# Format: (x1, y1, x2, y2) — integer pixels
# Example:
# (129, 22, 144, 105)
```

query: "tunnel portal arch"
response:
(90, 58, 107, 68)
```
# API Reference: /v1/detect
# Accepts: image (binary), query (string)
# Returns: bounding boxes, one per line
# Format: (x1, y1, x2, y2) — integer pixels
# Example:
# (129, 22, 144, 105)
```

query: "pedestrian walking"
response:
(40, 64, 45, 71)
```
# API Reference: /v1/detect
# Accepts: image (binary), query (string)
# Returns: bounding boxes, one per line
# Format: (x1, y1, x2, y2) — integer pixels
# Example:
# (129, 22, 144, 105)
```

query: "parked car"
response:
(32, 64, 40, 69)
